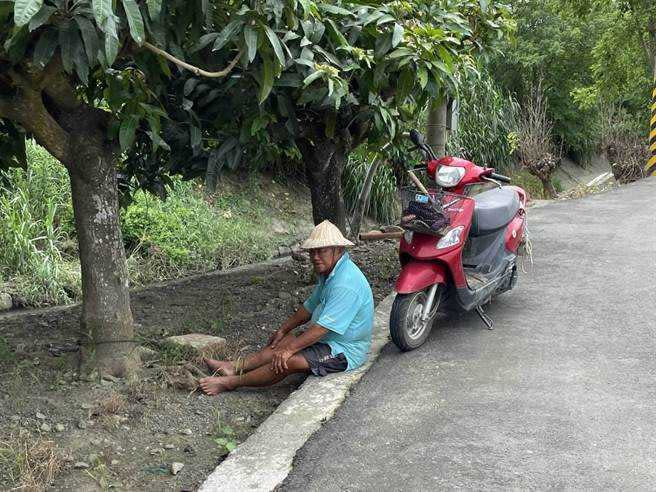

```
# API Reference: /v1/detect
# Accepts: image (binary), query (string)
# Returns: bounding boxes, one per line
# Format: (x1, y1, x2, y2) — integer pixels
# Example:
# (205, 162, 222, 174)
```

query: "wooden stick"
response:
(407, 170, 436, 204)
(359, 230, 404, 241)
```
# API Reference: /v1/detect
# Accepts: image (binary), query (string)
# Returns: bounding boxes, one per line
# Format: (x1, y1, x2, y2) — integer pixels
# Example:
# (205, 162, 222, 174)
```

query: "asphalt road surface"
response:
(283, 178, 656, 490)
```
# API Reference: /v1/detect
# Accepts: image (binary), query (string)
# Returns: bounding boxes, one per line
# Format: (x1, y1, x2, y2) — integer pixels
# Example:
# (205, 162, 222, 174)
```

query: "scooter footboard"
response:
(396, 260, 448, 294)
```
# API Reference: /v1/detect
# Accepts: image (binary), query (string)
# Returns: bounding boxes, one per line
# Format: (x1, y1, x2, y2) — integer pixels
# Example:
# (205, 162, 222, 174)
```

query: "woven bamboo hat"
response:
(301, 220, 354, 250)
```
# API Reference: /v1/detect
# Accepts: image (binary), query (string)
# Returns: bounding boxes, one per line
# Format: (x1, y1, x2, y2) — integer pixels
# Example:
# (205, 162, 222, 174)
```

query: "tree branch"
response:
(39, 58, 81, 112)
(143, 42, 242, 78)
(0, 86, 70, 163)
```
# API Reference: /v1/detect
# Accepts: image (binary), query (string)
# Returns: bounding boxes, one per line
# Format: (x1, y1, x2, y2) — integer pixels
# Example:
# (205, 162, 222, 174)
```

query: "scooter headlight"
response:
(437, 226, 464, 249)
(435, 166, 465, 187)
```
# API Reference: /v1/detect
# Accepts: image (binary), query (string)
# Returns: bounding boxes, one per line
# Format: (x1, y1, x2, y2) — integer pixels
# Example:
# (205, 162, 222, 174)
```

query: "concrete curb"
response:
(199, 293, 396, 492)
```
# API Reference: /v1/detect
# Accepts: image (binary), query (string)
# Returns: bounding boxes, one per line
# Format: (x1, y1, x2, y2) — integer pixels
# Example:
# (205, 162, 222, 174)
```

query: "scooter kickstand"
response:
(476, 305, 494, 330)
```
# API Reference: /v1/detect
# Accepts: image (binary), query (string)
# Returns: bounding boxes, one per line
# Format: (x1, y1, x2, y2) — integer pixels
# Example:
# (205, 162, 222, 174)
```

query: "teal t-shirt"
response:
(303, 252, 374, 371)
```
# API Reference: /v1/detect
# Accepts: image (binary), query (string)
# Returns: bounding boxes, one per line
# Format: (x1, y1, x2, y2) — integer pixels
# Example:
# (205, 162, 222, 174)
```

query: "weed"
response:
(0, 431, 63, 489)
(93, 391, 127, 416)
(211, 411, 238, 455)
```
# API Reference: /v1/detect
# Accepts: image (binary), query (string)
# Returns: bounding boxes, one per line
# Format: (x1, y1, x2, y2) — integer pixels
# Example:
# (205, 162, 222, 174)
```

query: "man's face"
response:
(309, 247, 340, 275)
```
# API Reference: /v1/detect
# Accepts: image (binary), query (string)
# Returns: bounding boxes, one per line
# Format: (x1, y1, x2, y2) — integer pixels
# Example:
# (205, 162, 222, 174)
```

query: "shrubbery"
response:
(0, 143, 298, 307)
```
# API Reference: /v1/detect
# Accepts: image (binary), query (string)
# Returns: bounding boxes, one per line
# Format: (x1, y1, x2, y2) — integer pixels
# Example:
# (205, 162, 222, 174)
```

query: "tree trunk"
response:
(350, 156, 382, 239)
(426, 98, 448, 158)
(300, 137, 347, 232)
(539, 176, 557, 198)
(66, 116, 138, 378)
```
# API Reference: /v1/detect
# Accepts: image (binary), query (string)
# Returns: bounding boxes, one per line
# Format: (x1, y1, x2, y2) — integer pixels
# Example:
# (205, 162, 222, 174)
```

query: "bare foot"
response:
(199, 376, 234, 395)
(203, 358, 236, 376)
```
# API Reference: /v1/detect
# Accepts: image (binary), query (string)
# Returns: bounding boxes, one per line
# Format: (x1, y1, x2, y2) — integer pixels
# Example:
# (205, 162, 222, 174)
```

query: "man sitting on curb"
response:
(199, 220, 374, 395)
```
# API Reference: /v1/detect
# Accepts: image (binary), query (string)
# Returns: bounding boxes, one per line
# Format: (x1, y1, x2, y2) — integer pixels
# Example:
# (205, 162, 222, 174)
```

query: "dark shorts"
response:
(299, 343, 348, 377)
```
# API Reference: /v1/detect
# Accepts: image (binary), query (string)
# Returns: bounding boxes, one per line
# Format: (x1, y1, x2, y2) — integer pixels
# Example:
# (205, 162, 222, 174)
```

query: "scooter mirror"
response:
(409, 129, 425, 147)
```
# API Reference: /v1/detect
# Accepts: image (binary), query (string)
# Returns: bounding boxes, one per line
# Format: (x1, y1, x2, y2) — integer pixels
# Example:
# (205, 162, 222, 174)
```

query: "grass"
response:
(0, 432, 63, 490)
(1, 142, 306, 307)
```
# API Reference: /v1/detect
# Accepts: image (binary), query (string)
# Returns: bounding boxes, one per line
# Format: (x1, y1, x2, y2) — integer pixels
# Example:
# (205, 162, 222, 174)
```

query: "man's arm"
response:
(271, 323, 328, 374)
(268, 306, 312, 348)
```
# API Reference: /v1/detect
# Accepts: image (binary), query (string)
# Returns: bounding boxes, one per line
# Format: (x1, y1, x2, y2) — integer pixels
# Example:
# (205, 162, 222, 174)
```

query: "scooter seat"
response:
(470, 187, 520, 236)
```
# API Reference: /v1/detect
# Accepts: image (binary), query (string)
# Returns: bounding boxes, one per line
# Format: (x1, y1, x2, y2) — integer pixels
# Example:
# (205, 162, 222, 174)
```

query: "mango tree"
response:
(0, 0, 243, 376)
(163, 0, 513, 231)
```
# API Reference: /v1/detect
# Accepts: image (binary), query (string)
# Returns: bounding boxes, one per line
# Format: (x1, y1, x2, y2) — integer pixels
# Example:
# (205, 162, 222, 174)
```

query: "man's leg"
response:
(199, 354, 310, 395)
(204, 332, 298, 375)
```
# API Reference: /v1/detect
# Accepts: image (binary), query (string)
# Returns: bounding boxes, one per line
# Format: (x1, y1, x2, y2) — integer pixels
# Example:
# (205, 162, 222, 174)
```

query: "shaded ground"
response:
(0, 241, 398, 491)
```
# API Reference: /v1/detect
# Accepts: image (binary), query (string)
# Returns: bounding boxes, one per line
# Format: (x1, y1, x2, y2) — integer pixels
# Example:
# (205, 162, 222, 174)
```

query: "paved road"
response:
(283, 178, 656, 490)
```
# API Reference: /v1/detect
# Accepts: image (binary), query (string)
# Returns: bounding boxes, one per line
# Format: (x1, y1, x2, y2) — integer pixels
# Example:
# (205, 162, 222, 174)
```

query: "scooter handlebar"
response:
(489, 172, 511, 183)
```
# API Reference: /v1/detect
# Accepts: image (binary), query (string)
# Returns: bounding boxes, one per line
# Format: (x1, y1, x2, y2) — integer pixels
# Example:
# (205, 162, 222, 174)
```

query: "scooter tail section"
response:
(395, 260, 448, 294)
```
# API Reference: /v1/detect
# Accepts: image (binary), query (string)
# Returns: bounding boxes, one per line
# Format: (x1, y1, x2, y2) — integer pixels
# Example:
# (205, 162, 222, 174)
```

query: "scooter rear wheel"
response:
(390, 287, 441, 351)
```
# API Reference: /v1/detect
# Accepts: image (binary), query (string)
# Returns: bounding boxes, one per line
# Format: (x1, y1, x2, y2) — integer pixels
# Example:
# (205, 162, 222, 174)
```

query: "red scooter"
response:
(390, 129, 528, 351)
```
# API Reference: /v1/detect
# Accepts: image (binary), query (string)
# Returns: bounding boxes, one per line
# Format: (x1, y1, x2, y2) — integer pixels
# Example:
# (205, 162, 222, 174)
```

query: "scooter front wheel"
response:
(389, 287, 441, 351)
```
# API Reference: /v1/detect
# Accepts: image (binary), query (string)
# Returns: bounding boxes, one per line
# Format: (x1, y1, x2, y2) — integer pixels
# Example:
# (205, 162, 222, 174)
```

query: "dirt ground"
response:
(0, 241, 398, 491)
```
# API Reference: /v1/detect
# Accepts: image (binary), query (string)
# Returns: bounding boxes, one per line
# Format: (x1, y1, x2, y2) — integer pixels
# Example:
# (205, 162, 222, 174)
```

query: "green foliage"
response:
(509, 168, 548, 200)
(212, 412, 238, 455)
(490, 0, 652, 159)
(447, 71, 519, 174)
(342, 150, 399, 224)
(121, 175, 294, 286)
(0, 141, 80, 306)
(0, 143, 296, 306)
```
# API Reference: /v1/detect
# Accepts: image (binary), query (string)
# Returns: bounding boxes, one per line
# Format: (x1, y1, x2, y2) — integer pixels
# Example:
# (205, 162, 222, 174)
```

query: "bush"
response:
(1, 143, 300, 306)
(0, 141, 80, 306)
(342, 149, 399, 225)
(122, 177, 283, 286)
(447, 72, 519, 175)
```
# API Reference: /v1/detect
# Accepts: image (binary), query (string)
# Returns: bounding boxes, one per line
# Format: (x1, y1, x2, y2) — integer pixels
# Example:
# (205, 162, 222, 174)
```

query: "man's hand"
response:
(267, 328, 287, 349)
(271, 348, 294, 374)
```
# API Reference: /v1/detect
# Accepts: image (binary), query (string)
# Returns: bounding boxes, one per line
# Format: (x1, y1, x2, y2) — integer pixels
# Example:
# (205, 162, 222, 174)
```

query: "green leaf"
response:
(325, 19, 348, 47)
(119, 115, 139, 152)
(479, 0, 489, 13)
(376, 14, 395, 26)
(263, 25, 285, 66)
(73, 41, 89, 84)
(121, 0, 145, 46)
(225, 441, 237, 452)
(75, 16, 99, 65)
(183, 78, 199, 96)
(374, 32, 392, 58)
(92, 0, 112, 28)
(392, 23, 403, 48)
(258, 55, 274, 104)
(105, 32, 119, 66)
(32, 29, 58, 68)
(319, 4, 354, 17)
(193, 33, 219, 52)
(212, 20, 243, 52)
(146, 0, 161, 20)
(302, 70, 322, 87)
(28, 5, 54, 31)
(190, 125, 201, 152)
(14, 0, 43, 27)
(244, 25, 257, 63)
(58, 22, 77, 73)
(418, 66, 428, 89)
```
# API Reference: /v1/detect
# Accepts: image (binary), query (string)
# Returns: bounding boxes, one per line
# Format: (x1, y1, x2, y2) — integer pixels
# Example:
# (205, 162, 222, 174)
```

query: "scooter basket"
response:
(399, 186, 450, 236)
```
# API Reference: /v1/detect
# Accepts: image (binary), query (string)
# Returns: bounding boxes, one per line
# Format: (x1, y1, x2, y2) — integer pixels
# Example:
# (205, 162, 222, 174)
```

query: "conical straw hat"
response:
(301, 220, 354, 249)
